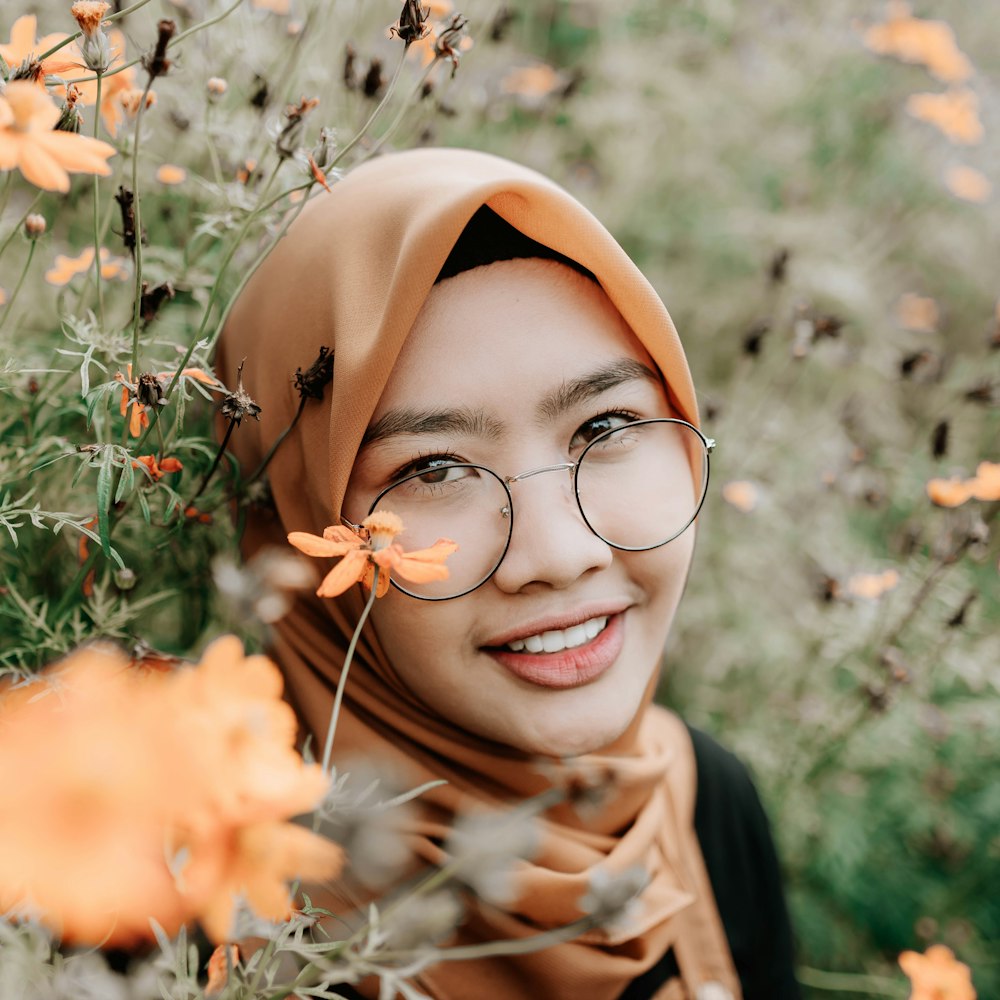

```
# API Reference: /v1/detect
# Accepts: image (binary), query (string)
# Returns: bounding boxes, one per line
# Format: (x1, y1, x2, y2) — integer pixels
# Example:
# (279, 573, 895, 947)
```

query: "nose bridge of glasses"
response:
(504, 460, 577, 486)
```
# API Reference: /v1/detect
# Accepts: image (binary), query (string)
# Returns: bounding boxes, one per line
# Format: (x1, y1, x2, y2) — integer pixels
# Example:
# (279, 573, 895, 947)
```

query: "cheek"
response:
(368, 593, 465, 688)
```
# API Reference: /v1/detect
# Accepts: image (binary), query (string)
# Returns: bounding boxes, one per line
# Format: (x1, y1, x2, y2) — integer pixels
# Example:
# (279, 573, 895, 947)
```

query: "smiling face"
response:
(342, 259, 696, 758)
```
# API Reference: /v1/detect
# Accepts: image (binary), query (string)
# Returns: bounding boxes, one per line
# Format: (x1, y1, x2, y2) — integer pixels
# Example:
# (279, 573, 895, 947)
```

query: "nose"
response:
(491, 467, 613, 593)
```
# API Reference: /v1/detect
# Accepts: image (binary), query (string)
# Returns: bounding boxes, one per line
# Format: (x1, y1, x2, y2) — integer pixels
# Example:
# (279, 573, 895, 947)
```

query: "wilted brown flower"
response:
(391, 0, 431, 45)
(293, 345, 335, 400)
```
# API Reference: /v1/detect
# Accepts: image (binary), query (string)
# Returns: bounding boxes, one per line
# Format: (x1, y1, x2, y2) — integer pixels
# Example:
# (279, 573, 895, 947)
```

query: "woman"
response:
(217, 148, 799, 999)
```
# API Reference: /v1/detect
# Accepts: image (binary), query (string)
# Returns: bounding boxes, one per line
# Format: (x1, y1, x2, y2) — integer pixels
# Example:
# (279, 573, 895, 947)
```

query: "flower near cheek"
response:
(288, 510, 457, 598)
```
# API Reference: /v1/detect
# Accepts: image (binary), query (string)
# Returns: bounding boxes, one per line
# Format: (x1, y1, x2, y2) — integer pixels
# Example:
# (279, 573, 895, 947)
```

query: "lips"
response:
(482, 611, 626, 690)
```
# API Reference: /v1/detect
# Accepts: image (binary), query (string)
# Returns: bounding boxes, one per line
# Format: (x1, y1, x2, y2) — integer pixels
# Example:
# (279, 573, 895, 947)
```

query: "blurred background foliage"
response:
(1, 0, 997, 996)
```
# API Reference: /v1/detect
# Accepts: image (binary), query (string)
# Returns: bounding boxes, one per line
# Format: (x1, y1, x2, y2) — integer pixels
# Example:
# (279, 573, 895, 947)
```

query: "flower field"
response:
(0, 1, 997, 997)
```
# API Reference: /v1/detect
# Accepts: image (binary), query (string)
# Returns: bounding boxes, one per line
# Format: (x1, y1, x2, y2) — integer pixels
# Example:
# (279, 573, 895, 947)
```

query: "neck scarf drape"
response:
(216, 147, 740, 1000)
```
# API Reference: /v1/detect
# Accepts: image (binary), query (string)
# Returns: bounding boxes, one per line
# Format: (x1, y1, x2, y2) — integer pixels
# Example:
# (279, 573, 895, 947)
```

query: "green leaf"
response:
(96, 448, 113, 558)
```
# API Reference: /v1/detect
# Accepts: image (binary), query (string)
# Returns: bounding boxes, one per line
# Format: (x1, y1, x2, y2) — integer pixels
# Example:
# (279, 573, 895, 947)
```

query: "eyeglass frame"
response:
(342, 417, 717, 601)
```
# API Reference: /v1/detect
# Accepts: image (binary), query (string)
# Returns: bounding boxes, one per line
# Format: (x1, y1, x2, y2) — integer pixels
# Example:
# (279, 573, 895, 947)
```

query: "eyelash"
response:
(386, 408, 645, 483)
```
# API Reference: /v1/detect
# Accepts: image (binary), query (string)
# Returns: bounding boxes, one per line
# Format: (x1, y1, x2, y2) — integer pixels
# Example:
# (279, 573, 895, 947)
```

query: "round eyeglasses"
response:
(344, 418, 715, 600)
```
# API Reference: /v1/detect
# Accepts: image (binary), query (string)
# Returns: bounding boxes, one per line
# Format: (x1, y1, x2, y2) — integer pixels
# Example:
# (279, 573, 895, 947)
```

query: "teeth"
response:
(504, 616, 608, 654)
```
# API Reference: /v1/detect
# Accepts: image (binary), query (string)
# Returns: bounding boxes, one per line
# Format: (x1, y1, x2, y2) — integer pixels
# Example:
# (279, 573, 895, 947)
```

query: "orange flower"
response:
(907, 88, 983, 145)
(45, 246, 129, 285)
(944, 165, 991, 203)
(132, 454, 183, 482)
(898, 943, 976, 1000)
(114, 363, 220, 437)
(501, 63, 561, 98)
(288, 510, 457, 598)
(968, 461, 1000, 501)
(721, 480, 758, 513)
(206, 944, 239, 997)
(0, 15, 82, 83)
(155, 163, 187, 184)
(0, 81, 116, 192)
(927, 476, 972, 507)
(846, 569, 900, 600)
(895, 292, 939, 332)
(862, 2, 973, 83)
(927, 462, 1000, 506)
(0, 637, 342, 946)
(251, 0, 290, 12)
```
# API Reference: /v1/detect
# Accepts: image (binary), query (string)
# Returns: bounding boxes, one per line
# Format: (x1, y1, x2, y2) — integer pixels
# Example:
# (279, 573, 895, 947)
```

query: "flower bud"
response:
(24, 214, 47, 238)
(207, 76, 228, 96)
(71, 1, 113, 73)
(114, 567, 137, 590)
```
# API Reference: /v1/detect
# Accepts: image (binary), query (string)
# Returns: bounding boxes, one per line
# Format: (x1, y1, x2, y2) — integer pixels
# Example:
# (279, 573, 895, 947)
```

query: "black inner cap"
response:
(435, 205, 597, 284)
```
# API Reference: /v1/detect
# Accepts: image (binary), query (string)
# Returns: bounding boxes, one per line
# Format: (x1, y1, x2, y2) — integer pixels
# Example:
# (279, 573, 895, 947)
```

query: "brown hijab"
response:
(217, 148, 740, 999)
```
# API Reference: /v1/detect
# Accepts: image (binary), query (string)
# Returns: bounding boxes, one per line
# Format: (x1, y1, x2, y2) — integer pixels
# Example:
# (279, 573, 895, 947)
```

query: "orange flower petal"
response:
(391, 539, 458, 583)
(322, 524, 363, 544)
(316, 548, 368, 597)
(205, 944, 239, 997)
(969, 461, 1000, 501)
(287, 531, 360, 558)
(927, 477, 973, 507)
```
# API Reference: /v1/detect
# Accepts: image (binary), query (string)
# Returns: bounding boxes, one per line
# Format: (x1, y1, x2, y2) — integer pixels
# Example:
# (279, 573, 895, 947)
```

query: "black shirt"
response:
(619, 726, 801, 1000)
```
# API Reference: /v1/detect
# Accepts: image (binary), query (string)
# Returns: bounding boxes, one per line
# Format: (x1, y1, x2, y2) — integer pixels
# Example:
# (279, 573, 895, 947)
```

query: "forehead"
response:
(372, 258, 659, 416)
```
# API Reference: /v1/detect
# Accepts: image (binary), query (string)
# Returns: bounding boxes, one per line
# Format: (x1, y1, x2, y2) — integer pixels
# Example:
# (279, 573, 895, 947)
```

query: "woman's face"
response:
(342, 259, 695, 758)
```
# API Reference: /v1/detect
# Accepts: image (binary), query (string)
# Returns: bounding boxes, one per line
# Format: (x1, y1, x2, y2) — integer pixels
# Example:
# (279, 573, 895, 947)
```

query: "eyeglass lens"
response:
(371, 419, 708, 599)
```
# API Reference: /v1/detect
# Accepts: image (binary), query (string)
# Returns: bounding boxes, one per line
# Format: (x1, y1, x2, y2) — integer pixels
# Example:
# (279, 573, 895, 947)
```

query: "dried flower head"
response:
(579, 865, 650, 938)
(143, 18, 176, 78)
(293, 345, 335, 400)
(391, 0, 431, 45)
(220, 359, 262, 426)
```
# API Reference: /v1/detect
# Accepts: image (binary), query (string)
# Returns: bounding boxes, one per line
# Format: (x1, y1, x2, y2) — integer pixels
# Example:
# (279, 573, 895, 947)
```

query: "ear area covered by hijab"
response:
(215, 149, 739, 1000)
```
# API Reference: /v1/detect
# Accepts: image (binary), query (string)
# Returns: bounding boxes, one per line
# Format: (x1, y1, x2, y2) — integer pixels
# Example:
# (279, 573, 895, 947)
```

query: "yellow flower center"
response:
(362, 510, 404, 550)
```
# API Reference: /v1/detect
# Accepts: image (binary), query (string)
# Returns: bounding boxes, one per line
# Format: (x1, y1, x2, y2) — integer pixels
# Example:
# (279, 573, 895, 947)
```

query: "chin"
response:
(512, 711, 633, 759)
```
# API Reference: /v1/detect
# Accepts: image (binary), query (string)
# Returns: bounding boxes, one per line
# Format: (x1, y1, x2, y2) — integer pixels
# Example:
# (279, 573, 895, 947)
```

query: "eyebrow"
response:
(361, 358, 662, 446)
(362, 406, 505, 446)
(536, 358, 661, 421)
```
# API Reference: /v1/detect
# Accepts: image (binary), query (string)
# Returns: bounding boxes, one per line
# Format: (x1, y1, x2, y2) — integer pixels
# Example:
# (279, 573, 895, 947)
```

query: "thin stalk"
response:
(0, 172, 13, 218)
(245, 395, 307, 485)
(322, 572, 379, 775)
(171, 0, 247, 47)
(187, 418, 236, 506)
(0, 192, 43, 264)
(795, 966, 907, 997)
(128, 78, 155, 373)
(0, 241, 37, 335)
(36, 0, 159, 61)
(363, 59, 440, 160)
(92, 72, 105, 327)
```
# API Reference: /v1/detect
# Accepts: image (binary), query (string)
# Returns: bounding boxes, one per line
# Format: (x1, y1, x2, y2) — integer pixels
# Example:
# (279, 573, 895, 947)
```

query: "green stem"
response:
(322, 571, 379, 776)
(0, 173, 13, 218)
(187, 418, 235, 506)
(36, 0, 159, 62)
(245, 395, 307, 485)
(326, 44, 410, 170)
(0, 192, 43, 264)
(128, 77, 154, 373)
(795, 966, 907, 996)
(0, 241, 37, 335)
(92, 72, 105, 328)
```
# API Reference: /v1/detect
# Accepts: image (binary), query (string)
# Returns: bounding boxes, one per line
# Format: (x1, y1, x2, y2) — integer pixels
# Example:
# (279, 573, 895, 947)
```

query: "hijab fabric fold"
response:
(217, 147, 740, 1000)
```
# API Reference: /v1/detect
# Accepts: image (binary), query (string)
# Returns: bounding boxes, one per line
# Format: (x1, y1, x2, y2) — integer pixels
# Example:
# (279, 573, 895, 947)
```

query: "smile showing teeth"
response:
(504, 616, 609, 654)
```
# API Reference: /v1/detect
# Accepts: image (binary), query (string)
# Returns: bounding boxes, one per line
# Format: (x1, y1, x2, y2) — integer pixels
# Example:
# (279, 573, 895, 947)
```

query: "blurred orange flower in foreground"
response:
(894, 292, 939, 332)
(0, 81, 116, 192)
(899, 943, 976, 1000)
(0, 637, 341, 945)
(289, 510, 456, 598)
(927, 462, 1000, 507)
(862, 1, 972, 83)
(846, 569, 900, 600)
(721, 480, 759, 513)
(906, 88, 983, 145)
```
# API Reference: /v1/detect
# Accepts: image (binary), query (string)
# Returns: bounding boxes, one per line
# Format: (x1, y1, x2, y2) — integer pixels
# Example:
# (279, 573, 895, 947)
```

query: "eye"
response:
(570, 411, 640, 450)
(391, 454, 470, 486)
